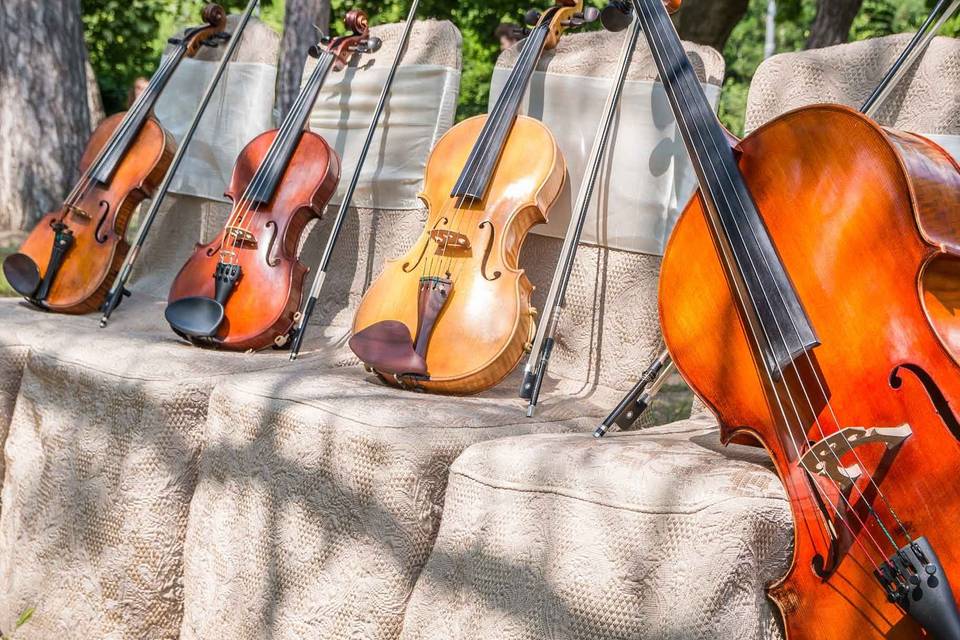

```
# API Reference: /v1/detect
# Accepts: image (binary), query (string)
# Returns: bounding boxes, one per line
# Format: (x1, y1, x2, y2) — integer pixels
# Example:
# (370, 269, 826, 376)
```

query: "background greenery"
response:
(80, 0, 960, 135)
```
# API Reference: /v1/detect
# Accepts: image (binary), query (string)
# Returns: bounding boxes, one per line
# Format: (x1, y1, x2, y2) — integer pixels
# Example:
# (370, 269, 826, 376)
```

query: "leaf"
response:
(15, 608, 34, 629)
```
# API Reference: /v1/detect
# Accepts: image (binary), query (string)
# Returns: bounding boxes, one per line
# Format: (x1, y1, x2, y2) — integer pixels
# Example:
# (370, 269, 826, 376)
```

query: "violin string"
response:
(637, 0, 896, 567)
(63, 50, 182, 213)
(437, 22, 548, 285)
(643, 0, 912, 551)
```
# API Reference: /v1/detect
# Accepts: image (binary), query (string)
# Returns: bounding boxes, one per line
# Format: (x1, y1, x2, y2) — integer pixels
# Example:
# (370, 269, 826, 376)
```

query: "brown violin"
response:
(164, 10, 381, 350)
(621, 0, 960, 637)
(349, 1, 599, 395)
(2, 5, 229, 314)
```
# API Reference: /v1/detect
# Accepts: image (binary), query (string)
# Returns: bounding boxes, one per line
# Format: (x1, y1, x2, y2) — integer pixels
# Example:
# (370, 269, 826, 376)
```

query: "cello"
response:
(164, 9, 381, 350)
(2, 5, 230, 314)
(349, 0, 599, 395)
(628, 0, 960, 636)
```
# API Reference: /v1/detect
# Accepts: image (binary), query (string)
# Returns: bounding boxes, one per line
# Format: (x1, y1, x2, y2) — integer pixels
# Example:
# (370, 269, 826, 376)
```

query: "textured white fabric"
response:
(155, 60, 278, 202)
(399, 420, 791, 640)
(0, 18, 463, 640)
(310, 65, 461, 209)
(490, 72, 721, 255)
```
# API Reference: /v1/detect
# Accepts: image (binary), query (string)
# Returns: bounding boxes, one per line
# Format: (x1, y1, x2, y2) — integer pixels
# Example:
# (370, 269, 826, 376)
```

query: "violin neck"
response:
(89, 44, 189, 186)
(632, 0, 818, 374)
(450, 22, 551, 200)
(245, 51, 337, 206)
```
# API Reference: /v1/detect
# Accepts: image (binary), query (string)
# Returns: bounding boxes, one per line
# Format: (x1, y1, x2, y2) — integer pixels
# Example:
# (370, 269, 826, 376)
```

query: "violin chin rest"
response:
(165, 296, 226, 339)
(349, 320, 429, 378)
(2, 253, 41, 298)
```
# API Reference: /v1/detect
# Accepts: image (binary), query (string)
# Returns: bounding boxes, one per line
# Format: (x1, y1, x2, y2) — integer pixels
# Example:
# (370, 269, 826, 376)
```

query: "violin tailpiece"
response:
(165, 262, 241, 342)
(348, 277, 454, 380)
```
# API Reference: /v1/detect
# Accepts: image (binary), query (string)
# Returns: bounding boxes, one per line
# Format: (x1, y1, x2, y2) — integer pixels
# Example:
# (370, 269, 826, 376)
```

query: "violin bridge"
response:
(429, 229, 471, 255)
(64, 205, 92, 221)
(801, 424, 912, 489)
(225, 226, 258, 246)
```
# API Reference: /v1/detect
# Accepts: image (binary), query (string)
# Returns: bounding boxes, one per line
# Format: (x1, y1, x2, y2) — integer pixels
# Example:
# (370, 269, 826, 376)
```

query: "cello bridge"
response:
(801, 424, 912, 489)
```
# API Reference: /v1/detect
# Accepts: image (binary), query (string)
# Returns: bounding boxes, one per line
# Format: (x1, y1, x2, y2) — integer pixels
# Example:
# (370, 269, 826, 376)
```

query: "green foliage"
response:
(81, 0, 957, 132)
(82, 0, 282, 113)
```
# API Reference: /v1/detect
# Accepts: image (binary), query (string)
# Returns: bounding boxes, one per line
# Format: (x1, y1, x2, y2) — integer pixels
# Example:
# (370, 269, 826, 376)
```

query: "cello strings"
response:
(636, 0, 896, 567)
(643, 0, 912, 550)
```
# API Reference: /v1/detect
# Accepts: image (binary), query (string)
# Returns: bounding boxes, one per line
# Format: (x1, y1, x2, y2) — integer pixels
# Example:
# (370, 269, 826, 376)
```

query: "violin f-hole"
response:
(94, 200, 111, 244)
(479, 221, 502, 281)
(264, 220, 281, 267)
(403, 217, 448, 273)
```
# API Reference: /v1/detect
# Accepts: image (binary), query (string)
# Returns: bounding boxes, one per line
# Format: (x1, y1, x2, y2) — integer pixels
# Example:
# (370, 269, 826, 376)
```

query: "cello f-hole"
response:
(890, 364, 960, 442)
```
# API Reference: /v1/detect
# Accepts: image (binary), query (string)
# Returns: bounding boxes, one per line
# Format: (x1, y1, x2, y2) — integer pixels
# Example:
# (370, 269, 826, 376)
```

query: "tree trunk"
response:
(0, 0, 92, 234)
(277, 0, 331, 120)
(807, 0, 864, 49)
(673, 0, 751, 52)
(86, 58, 105, 128)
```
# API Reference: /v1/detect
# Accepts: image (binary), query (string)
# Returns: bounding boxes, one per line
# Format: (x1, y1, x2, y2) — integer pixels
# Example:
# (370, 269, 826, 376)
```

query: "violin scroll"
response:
(178, 3, 230, 57)
(312, 8, 380, 69)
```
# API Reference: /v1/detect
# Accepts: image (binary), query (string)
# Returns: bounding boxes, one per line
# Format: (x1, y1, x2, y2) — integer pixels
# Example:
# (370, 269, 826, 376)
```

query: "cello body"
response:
(351, 114, 565, 394)
(660, 104, 960, 638)
(167, 129, 340, 350)
(14, 113, 172, 313)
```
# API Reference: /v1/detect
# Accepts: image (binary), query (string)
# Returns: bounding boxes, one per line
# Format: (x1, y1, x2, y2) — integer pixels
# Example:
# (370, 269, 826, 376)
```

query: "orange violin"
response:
(2, 5, 229, 314)
(349, 0, 600, 395)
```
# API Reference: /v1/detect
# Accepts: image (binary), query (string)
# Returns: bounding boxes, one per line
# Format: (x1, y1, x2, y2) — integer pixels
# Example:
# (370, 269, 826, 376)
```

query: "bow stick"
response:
(99, 0, 261, 328)
(287, 0, 421, 360)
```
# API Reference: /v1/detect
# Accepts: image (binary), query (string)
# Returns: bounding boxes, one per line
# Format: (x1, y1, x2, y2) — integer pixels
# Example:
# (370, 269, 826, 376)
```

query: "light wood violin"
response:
(621, 0, 960, 637)
(2, 5, 229, 314)
(164, 10, 381, 350)
(349, 0, 600, 395)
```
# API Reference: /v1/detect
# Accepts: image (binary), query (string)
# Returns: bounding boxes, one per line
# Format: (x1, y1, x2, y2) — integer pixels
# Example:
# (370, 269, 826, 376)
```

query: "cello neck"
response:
(450, 21, 552, 200)
(243, 50, 337, 206)
(632, 0, 818, 374)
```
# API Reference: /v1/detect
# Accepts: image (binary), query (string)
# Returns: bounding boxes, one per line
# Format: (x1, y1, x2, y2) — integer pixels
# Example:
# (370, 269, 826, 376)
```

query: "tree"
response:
(807, 0, 864, 48)
(0, 0, 92, 234)
(674, 0, 751, 51)
(277, 0, 331, 119)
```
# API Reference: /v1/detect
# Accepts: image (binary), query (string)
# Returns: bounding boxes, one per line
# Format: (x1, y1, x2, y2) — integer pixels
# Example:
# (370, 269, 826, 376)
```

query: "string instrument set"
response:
(6, 0, 960, 636)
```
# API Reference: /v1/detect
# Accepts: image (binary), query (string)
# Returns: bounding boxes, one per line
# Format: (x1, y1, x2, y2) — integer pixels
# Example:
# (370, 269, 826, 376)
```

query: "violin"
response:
(2, 5, 229, 314)
(349, 0, 599, 395)
(624, 0, 960, 636)
(164, 9, 381, 350)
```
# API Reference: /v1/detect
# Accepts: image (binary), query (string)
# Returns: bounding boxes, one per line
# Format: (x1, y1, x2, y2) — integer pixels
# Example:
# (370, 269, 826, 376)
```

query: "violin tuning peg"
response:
(524, 9, 542, 26)
(565, 8, 602, 28)
(582, 7, 601, 23)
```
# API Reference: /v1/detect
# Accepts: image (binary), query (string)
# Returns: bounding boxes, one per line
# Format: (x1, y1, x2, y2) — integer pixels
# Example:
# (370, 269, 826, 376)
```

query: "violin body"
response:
(14, 112, 172, 313)
(352, 115, 565, 394)
(660, 104, 960, 638)
(167, 129, 340, 350)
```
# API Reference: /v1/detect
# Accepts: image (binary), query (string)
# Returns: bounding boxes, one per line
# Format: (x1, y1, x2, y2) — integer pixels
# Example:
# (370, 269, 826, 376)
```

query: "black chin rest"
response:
(2, 253, 41, 298)
(165, 296, 226, 339)
(349, 320, 429, 378)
